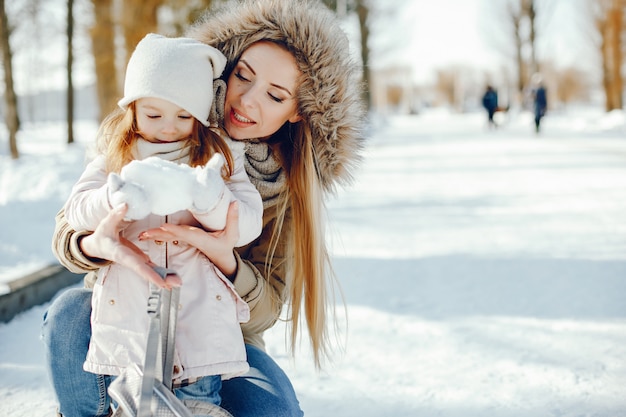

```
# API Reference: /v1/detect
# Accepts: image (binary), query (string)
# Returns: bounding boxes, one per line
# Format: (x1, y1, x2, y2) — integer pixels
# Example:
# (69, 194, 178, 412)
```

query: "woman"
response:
(43, 0, 365, 416)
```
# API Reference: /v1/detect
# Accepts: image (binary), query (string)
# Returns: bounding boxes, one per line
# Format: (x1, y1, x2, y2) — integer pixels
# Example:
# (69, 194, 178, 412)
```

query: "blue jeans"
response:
(42, 287, 303, 417)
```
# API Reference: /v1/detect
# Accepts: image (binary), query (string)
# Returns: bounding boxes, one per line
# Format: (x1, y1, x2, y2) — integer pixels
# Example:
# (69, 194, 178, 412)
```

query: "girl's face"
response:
(135, 97, 195, 143)
(224, 41, 302, 141)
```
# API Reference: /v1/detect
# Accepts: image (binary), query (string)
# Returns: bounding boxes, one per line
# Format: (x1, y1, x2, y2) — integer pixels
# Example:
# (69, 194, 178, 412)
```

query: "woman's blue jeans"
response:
(41, 287, 303, 417)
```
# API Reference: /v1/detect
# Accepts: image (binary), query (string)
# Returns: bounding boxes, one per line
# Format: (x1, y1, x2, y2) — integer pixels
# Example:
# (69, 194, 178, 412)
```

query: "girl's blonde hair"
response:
(96, 102, 235, 177)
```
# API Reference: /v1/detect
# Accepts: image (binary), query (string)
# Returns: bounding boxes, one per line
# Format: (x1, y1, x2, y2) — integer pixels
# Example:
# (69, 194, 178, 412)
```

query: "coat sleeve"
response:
(51, 207, 111, 274)
(63, 155, 112, 232)
(53, 154, 112, 277)
(192, 151, 263, 247)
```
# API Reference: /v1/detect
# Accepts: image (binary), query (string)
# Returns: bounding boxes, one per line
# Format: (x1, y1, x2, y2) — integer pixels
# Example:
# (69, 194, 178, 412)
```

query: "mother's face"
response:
(223, 41, 302, 141)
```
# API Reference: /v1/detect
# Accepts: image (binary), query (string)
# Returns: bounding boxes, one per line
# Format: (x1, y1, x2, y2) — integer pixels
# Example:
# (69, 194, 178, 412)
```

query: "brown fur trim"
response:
(186, 0, 366, 192)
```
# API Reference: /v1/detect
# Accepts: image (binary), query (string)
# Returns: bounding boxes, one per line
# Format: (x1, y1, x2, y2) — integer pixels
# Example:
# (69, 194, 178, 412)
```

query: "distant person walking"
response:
(532, 74, 548, 133)
(482, 85, 499, 129)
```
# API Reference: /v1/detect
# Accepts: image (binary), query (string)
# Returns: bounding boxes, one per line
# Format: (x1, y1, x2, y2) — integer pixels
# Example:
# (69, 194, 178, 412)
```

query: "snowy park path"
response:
(274, 111, 626, 416)
(1, 109, 625, 416)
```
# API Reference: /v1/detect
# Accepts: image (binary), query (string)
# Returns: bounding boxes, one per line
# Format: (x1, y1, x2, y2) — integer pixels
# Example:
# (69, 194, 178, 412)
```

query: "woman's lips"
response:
(230, 109, 255, 127)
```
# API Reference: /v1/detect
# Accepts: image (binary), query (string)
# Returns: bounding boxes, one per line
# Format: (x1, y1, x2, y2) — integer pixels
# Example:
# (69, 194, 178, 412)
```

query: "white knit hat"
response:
(118, 33, 227, 127)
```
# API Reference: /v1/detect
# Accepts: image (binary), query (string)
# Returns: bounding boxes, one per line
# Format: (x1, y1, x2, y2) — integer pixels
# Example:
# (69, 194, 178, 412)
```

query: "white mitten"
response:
(107, 156, 226, 220)
(191, 153, 226, 214)
(107, 172, 151, 220)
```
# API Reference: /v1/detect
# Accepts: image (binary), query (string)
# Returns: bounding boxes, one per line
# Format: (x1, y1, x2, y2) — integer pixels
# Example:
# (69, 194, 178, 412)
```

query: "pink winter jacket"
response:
(63, 147, 263, 382)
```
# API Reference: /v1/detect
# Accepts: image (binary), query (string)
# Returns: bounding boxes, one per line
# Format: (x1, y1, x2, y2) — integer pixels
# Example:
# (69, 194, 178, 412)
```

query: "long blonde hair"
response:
(96, 103, 235, 176)
(266, 120, 340, 370)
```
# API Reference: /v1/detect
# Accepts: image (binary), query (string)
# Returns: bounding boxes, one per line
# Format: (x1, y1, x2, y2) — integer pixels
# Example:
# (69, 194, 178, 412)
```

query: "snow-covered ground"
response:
(1, 107, 625, 416)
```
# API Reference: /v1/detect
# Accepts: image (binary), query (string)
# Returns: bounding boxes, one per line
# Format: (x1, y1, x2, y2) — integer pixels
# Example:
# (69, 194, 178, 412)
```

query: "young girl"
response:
(62, 33, 263, 406)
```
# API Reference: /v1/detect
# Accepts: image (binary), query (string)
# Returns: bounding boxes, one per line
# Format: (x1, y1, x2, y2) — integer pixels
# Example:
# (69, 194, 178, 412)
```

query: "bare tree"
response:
(490, 0, 554, 103)
(435, 68, 458, 108)
(0, 0, 19, 159)
(592, 0, 624, 111)
(355, 0, 370, 108)
(507, 2, 527, 97)
(607, 1, 624, 109)
(322, 0, 371, 109)
(523, 0, 537, 75)
(121, 0, 164, 65)
(90, 0, 118, 121)
(67, 0, 74, 144)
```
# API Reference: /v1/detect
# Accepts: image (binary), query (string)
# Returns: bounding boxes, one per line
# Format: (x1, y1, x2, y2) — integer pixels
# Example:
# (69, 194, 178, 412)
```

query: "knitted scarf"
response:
(242, 141, 287, 210)
(133, 138, 190, 163)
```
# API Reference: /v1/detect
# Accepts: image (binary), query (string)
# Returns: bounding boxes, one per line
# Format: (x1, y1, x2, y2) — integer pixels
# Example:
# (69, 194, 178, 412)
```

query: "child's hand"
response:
(81, 204, 182, 289)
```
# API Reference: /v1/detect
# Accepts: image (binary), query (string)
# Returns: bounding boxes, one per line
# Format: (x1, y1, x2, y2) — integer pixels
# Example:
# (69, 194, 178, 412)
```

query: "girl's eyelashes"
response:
(146, 114, 190, 119)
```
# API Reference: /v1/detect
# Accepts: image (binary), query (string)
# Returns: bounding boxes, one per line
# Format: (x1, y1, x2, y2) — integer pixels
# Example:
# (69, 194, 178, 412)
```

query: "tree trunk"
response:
(67, 0, 74, 144)
(525, 0, 537, 75)
(0, 0, 19, 159)
(355, 0, 371, 109)
(600, 20, 613, 111)
(511, 7, 525, 97)
(121, 0, 163, 66)
(607, 1, 623, 109)
(596, 0, 624, 111)
(590, 0, 626, 111)
(90, 0, 118, 122)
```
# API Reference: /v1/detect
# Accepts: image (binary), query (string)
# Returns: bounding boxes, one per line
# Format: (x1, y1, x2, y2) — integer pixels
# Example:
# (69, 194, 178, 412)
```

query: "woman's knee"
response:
(42, 287, 92, 346)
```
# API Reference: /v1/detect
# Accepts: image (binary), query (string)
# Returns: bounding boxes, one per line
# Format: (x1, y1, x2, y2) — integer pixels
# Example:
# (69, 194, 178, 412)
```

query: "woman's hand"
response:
(139, 201, 241, 279)
(80, 204, 182, 289)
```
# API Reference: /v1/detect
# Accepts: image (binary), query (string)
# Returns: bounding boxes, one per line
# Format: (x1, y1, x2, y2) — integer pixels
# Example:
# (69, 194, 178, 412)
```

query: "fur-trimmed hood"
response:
(185, 0, 365, 192)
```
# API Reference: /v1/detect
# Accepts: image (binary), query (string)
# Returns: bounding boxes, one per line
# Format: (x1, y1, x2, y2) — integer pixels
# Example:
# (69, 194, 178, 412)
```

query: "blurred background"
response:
(0, 0, 624, 159)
